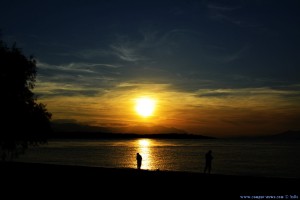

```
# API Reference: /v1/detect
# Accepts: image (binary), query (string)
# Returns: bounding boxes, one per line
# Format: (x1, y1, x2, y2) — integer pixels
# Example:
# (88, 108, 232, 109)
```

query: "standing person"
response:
(204, 150, 213, 174)
(136, 153, 142, 170)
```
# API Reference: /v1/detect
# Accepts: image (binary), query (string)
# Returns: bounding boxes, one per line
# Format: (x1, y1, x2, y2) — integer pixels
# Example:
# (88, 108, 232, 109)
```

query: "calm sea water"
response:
(16, 138, 300, 178)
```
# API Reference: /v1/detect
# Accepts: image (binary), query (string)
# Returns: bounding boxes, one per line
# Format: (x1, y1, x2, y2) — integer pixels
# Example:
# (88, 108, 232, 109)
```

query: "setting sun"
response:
(135, 97, 156, 117)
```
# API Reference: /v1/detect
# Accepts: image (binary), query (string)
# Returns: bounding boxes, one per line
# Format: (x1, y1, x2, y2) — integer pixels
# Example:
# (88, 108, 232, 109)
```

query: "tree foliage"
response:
(0, 40, 52, 161)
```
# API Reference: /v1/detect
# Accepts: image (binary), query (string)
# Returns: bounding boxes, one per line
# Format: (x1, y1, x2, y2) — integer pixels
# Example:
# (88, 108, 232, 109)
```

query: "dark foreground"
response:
(1, 162, 299, 199)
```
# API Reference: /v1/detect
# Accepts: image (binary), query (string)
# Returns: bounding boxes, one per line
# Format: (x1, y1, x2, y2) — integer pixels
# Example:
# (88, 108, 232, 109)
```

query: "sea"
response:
(16, 138, 300, 179)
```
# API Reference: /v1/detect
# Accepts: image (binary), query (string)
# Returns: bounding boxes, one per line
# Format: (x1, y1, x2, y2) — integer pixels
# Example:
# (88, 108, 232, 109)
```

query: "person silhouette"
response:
(204, 150, 213, 174)
(136, 153, 142, 170)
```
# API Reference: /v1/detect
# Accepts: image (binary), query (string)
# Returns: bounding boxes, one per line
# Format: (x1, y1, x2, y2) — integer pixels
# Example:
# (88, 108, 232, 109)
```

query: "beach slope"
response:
(1, 162, 299, 199)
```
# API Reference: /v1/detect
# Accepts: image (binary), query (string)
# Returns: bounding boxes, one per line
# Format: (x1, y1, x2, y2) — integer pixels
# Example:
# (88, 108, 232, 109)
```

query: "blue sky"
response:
(1, 0, 300, 136)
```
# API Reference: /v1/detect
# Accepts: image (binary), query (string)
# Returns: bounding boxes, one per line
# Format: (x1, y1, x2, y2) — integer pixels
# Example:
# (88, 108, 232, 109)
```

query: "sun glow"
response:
(139, 139, 150, 147)
(135, 97, 156, 117)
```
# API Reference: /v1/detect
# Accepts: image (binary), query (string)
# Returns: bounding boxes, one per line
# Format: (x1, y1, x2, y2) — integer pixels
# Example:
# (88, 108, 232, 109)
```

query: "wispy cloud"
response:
(37, 61, 121, 79)
(196, 87, 300, 98)
(207, 4, 240, 11)
(35, 61, 120, 97)
(110, 44, 146, 62)
(108, 29, 203, 64)
(206, 2, 262, 29)
(75, 49, 113, 59)
(207, 2, 242, 25)
(38, 61, 95, 73)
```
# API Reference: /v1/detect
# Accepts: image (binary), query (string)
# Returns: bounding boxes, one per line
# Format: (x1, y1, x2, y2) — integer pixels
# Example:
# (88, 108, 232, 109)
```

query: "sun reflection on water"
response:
(136, 138, 152, 170)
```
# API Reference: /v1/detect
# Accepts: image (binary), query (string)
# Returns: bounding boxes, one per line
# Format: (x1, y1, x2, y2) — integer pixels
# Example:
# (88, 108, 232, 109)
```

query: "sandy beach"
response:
(1, 161, 299, 199)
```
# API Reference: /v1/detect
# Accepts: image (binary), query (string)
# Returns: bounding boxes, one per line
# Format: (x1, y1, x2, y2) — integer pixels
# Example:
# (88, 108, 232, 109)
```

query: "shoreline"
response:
(1, 161, 299, 198)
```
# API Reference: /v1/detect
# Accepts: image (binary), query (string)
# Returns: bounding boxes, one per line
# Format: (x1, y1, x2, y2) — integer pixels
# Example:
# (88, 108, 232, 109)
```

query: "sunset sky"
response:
(1, 0, 300, 137)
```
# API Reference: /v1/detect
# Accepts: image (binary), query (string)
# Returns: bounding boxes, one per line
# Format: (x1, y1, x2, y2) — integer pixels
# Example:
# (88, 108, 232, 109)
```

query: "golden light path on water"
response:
(136, 138, 152, 170)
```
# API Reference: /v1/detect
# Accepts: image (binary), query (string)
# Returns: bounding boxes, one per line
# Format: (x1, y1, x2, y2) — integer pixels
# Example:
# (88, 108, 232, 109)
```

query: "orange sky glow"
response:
(35, 82, 300, 137)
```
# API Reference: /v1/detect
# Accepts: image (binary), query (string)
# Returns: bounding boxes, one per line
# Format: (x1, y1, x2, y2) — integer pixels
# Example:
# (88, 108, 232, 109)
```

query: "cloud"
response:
(207, 2, 243, 25)
(37, 61, 120, 72)
(47, 89, 101, 97)
(38, 29, 253, 95)
(207, 4, 240, 11)
(206, 1, 262, 29)
(75, 49, 113, 59)
(196, 87, 300, 98)
(38, 61, 94, 73)
(35, 61, 121, 97)
(33, 81, 108, 97)
(110, 44, 146, 62)
(108, 29, 204, 64)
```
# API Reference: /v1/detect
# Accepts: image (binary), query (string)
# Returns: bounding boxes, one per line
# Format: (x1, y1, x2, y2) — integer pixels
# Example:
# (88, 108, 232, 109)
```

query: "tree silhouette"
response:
(0, 39, 52, 161)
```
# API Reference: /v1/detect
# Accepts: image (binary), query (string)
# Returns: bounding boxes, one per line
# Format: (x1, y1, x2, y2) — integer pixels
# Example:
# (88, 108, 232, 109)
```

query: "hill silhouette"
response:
(50, 121, 215, 139)
(267, 130, 300, 140)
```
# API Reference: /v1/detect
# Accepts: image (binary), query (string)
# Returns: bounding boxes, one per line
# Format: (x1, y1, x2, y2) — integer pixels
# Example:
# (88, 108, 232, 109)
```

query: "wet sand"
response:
(1, 161, 299, 199)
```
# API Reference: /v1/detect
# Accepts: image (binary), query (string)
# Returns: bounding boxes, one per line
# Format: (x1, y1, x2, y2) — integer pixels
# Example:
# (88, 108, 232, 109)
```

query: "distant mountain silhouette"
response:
(268, 130, 300, 140)
(50, 121, 215, 139)
(241, 130, 300, 140)
(51, 122, 111, 133)
(51, 121, 187, 134)
(120, 125, 187, 134)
